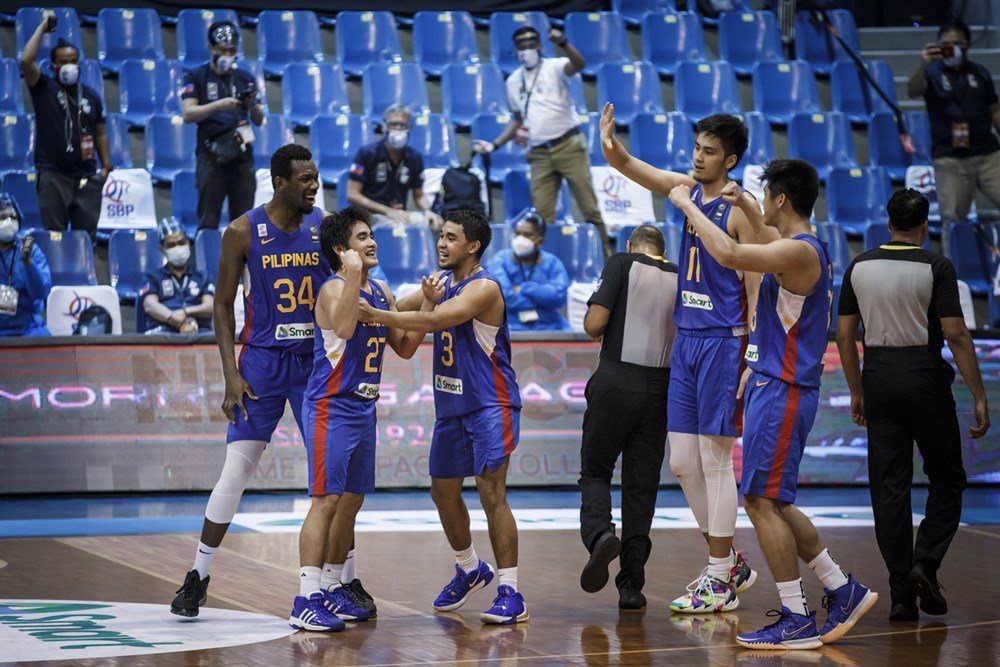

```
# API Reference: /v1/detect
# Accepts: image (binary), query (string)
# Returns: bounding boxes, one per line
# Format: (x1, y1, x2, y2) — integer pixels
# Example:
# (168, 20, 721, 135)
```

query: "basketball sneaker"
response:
(289, 592, 346, 632)
(732, 550, 758, 593)
(170, 569, 209, 618)
(345, 578, 378, 618)
(736, 607, 823, 650)
(322, 585, 370, 621)
(480, 584, 529, 625)
(669, 572, 739, 614)
(818, 575, 878, 643)
(433, 560, 495, 612)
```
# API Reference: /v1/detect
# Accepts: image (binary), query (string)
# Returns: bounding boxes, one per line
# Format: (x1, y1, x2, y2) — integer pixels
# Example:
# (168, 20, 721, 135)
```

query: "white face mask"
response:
(56, 63, 79, 87)
(0, 218, 19, 243)
(517, 49, 541, 70)
(511, 234, 536, 258)
(387, 130, 409, 150)
(943, 46, 963, 68)
(213, 54, 237, 72)
(165, 244, 191, 267)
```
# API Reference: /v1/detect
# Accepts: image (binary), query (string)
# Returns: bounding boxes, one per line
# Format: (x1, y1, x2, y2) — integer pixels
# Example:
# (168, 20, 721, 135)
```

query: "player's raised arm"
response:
(600, 102, 695, 196)
(381, 276, 443, 358)
(214, 216, 257, 423)
(361, 278, 499, 334)
(314, 249, 364, 340)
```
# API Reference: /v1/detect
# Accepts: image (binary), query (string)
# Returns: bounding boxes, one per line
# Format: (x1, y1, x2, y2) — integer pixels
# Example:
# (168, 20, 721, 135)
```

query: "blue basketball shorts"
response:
(667, 330, 746, 437)
(429, 405, 520, 479)
(302, 395, 377, 496)
(226, 346, 311, 444)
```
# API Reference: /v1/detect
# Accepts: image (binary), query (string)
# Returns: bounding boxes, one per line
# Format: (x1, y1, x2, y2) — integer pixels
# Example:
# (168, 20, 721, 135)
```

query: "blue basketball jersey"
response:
(240, 205, 330, 354)
(675, 183, 748, 333)
(305, 277, 390, 401)
(432, 270, 522, 418)
(746, 234, 833, 388)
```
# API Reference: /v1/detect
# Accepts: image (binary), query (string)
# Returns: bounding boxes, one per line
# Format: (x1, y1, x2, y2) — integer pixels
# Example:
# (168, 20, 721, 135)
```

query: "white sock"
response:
(498, 567, 518, 591)
(707, 554, 731, 581)
(807, 549, 849, 591)
(321, 562, 343, 591)
(729, 547, 738, 569)
(777, 579, 809, 616)
(193, 542, 216, 580)
(341, 549, 356, 583)
(299, 566, 323, 597)
(455, 545, 479, 574)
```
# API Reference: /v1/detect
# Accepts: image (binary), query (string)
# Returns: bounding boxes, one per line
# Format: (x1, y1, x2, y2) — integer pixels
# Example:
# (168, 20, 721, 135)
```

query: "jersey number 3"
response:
(440, 331, 454, 367)
(274, 276, 316, 313)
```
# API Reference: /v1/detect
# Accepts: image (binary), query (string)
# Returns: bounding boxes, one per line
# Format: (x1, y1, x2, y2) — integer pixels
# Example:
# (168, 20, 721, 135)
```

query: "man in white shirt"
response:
(474, 26, 609, 255)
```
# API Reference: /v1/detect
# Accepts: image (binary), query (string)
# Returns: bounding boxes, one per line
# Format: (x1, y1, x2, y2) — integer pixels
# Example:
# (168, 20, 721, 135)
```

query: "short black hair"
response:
(447, 209, 491, 258)
(695, 114, 749, 166)
(270, 144, 312, 187)
(49, 38, 78, 63)
(760, 158, 819, 219)
(320, 207, 372, 273)
(628, 224, 665, 256)
(512, 26, 540, 41)
(938, 20, 971, 43)
(515, 214, 546, 237)
(886, 188, 929, 231)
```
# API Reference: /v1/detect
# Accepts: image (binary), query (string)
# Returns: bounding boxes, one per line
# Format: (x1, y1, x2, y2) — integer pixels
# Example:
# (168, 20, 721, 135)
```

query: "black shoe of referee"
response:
(346, 578, 378, 618)
(171, 569, 210, 618)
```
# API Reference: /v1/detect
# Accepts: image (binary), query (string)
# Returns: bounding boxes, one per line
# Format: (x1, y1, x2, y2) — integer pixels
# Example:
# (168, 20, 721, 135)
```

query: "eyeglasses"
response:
(384, 120, 410, 130)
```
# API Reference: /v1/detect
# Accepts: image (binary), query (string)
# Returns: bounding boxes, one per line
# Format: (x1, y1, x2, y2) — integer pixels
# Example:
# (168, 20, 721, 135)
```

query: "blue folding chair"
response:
(38, 58, 105, 104)
(0, 171, 41, 230)
(794, 9, 858, 75)
(253, 114, 295, 171)
(471, 113, 522, 184)
(281, 62, 349, 128)
(814, 221, 851, 279)
(632, 112, 694, 172)
(0, 114, 34, 175)
(615, 222, 666, 252)
(831, 60, 896, 125)
(372, 226, 436, 288)
(96, 8, 164, 73)
(482, 223, 514, 267)
(596, 62, 663, 127)
(410, 114, 459, 169)
(15, 8, 82, 59)
(568, 73, 590, 114)
(868, 111, 932, 181)
(640, 11, 706, 77)
(441, 63, 508, 128)
(172, 169, 200, 237)
(826, 166, 892, 237)
(176, 9, 241, 71)
(362, 63, 431, 123)
(719, 11, 782, 76)
(579, 113, 607, 166)
(675, 61, 741, 120)
(752, 60, 820, 126)
(489, 12, 553, 75)
(336, 170, 351, 210)
(310, 114, 374, 185)
(787, 112, 856, 182)
(27, 229, 97, 285)
(564, 12, 630, 77)
(194, 228, 223, 284)
(118, 59, 182, 128)
(948, 222, 996, 295)
(103, 112, 133, 169)
(0, 60, 24, 114)
(241, 60, 268, 101)
(543, 223, 605, 282)
(612, 0, 677, 26)
(256, 10, 323, 79)
(336, 11, 401, 78)
(412, 11, 480, 78)
(730, 111, 774, 182)
(503, 171, 573, 224)
(662, 221, 682, 262)
(109, 229, 161, 300)
(145, 114, 197, 183)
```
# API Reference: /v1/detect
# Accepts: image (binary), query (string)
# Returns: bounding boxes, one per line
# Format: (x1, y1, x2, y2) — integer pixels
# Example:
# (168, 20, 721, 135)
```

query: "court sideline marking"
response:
(958, 526, 1000, 540)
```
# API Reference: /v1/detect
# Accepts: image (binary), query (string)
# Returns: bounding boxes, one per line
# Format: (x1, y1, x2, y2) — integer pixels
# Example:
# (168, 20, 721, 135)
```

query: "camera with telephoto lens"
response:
(238, 85, 257, 110)
(938, 42, 955, 59)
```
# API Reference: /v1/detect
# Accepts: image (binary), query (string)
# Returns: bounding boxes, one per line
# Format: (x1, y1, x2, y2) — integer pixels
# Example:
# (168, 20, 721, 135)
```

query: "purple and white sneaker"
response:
(818, 574, 878, 643)
(433, 560, 495, 612)
(736, 607, 823, 650)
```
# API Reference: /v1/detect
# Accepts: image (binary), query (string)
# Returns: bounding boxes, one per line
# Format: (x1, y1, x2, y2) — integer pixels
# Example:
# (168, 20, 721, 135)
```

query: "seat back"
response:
(96, 8, 164, 72)
(194, 228, 223, 284)
(119, 58, 183, 127)
(172, 169, 199, 236)
(336, 11, 402, 77)
(0, 171, 41, 230)
(471, 113, 522, 183)
(596, 62, 663, 126)
(793, 9, 858, 75)
(16, 8, 82, 59)
(103, 112, 133, 169)
(868, 111, 932, 180)
(632, 112, 694, 172)
(412, 11, 479, 77)
(615, 222, 667, 253)
(27, 229, 97, 285)
(483, 222, 514, 266)
(362, 63, 431, 122)
(489, 12, 553, 74)
(257, 10, 323, 78)
(814, 221, 852, 277)
(176, 9, 242, 70)
(612, 0, 678, 25)
(641, 11, 706, 77)
(0, 114, 35, 174)
(372, 226, 436, 287)
(564, 11, 630, 77)
(831, 60, 896, 124)
(253, 114, 295, 171)
(948, 221, 997, 294)
(46, 285, 122, 335)
(441, 63, 508, 128)
(718, 10, 782, 75)
(579, 113, 607, 166)
(281, 62, 349, 127)
(503, 170, 573, 223)
(109, 229, 162, 299)
(543, 223, 605, 282)
(310, 114, 374, 184)
(410, 114, 459, 169)
(752, 60, 820, 125)
(826, 166, 892, 236)
(0, 59, 24, 114)
(144, 114, 197, 182)
(675, 61, 741, 120)
(787, 111, 856, 181)
(729, 111, 774, 182)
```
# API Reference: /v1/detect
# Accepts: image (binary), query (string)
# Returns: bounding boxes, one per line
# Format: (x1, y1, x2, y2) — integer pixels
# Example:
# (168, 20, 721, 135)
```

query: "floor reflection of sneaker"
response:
(433, 560, 495, 612)
(322, 586, 371, 621)
(345, 578, 378, 618)
(668, 612, 739, 645)
(480, 585, 529, 625)
(818, 575, 878, 643)
(669, 572, 739, 614)
(737, 649, 825, 665)
(732, 550, 758, 593)
(170, 569, 209, 618)
(736, 607, 823, 650)
(289, 592, 346, 632)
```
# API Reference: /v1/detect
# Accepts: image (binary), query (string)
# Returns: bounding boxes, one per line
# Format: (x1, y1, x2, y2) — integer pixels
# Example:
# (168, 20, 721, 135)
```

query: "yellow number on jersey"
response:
(686, 246, 701, 283)
(440, 331, 454, 367)
(364, 336, 386, 373)
(273, 276, 316, 313)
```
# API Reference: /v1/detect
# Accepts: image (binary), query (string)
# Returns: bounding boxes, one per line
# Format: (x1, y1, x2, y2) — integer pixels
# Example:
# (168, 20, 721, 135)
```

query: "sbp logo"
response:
(64, 292, 96, 321)
(103, 174, 135, 218)
(601, 173, 633, 214)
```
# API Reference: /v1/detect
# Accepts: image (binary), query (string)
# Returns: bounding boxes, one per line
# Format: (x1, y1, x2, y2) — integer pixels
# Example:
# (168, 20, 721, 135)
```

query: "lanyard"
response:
(1, 243, 16, 283)
(516, 257, 538, 283)
(519, 63, 543, 119)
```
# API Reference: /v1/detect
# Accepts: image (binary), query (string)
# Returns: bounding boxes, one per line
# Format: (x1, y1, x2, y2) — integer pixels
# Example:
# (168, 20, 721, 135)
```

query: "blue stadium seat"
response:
(632, 112, 694, 173)
(787, 111, 856, 181)
(37, 58, 105, 104)
(752, 60, 820, 126)
(482, 223, 514, 267)
(310, 114, 373, 185)
(543, 223, 605, 281)
(96, 8, 164, 73)
(281, 62, 349, 128)
(503, 170, 573, 224)
(831, 60, 896, 124)
(171, 169, 200, 236)
(0, 171, 41, 230)
(596, 62, 663, 126)
(641, 12, 706, 77)
(176, 9, 241, 72)
(470, 113, 521, 184)
(410, 114, 459, 169)
(0, 114, 34, 175)
(814, 221, 850, 279)
(564, 11, 630, 77)
(109, 229, 161, 300)
(26, 229, 96, 285)
(615, 222, 666, 253)
(675, 61, 741, 120)
(15, 8, 82, 60)
(257, 10, 323, 79)
(862, 221, 930, 251)
(412, 11, 480, 78)
(612, 0, 677, 26)
(731, 111, 774, 182)
(662, 221, 682, 262)
(719, 11, 782, 76)
(693, 0, 750, 25)
(489, 12, 553, 75)
(579, 113, 607, 166)
(336, 169, 350, 210)
(241, 60, 268, 100)
(0, 60, 24, 114)
(145, 114, 197, 183)
(441, 63, 508, 128)
(336, 11, 402, 78)
(194, 228, 223, 284)
(362, 63, 431, 123)
(568, 73, 589, 114)
(118, 59, 182, 128)
(826, 166, 892, 237)
(103, 112, 133, 169)
(868, 111, 932, 181)
(794, 10, 858, 76)
(372, 226, 436, 288)
(253, 114, 295, 171)
(948, 222, 996, 295)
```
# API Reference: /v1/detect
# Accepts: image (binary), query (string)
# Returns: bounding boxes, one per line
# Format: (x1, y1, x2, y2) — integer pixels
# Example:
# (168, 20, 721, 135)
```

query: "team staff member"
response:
(837, 189, 990, 622)
(138, 218, 215, 334)
(0, 196, 51, 337)
(578, 225, 677, 610)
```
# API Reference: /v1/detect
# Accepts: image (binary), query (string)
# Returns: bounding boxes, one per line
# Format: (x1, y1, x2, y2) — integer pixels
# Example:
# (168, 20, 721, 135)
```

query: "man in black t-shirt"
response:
(181, 21, 265, 230)
(20, 16, 112, 240)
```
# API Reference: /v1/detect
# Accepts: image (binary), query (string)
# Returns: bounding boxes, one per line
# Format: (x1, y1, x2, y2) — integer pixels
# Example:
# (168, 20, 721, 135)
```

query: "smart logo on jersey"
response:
(435, 374, 464, 395)
(274, 323, 314, 340)
(745, 344, 759, 363)
(354, 383, 380, 400)
(680, 290, 714, 311)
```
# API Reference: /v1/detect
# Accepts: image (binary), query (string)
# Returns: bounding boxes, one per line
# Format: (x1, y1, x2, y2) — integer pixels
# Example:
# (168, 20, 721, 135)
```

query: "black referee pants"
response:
(579, 359, 668, 591)
(195, 155, 256, 230)
(863, 353, 967, 602)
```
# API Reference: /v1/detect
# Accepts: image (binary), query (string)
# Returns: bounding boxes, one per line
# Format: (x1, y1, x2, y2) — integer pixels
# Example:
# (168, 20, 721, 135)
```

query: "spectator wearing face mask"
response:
(138, 218, 215, 334)
(20, 17, 112, 241)
(182, 21, 265, 231)
(486, 215, 571, 331)
(0, 196, 52, 337)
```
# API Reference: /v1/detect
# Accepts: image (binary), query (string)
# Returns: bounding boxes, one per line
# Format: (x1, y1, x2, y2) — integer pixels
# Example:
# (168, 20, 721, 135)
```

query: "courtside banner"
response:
(590, 166, 655, 232)
(96, 168, 157, 231)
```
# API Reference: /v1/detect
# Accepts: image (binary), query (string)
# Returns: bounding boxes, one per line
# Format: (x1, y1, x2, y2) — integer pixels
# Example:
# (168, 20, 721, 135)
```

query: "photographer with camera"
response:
(182, 21, 264, 231)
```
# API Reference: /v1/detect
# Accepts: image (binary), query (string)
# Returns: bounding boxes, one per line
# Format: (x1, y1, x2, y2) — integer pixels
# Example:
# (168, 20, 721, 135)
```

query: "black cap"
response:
(208, 21, 239, 47)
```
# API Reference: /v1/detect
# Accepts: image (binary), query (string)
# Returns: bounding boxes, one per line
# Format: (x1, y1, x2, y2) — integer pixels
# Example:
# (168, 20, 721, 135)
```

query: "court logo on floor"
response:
(0, 600, 295, 662)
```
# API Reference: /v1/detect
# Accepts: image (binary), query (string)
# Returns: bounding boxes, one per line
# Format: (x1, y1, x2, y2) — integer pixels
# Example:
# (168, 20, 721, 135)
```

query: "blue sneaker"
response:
(322, 585, 370, 621)
(818, 575, 878, 643)
(289, 592, 346, 632)
(480, 584, 529, 625)
(736, 607, 823, 650)
(433, 560, 495, 611)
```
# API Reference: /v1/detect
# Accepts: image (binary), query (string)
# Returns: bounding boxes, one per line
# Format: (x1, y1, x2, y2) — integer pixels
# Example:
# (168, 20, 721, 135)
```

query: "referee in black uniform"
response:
(836, 189, 990, 622)
(578, 225, 678, 610)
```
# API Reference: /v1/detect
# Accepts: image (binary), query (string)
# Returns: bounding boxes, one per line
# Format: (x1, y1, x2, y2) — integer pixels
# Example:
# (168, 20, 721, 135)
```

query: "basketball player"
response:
(358, 210, 526, 625)
(600, 103, 757, 613)
(291, 208, 426, 631)
(669, 159, 877, 649)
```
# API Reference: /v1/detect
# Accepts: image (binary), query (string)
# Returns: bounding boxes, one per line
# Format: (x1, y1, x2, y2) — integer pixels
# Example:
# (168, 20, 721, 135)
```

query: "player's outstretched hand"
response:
(421, 274, 445, 304)
(338, 248, 363, 274)
(222, 373, 258, 424)
(970, 399, 990, 439)
(668, 183, 692, 209)
(735, 367, 751, 399)
(600, 102, 616, 150)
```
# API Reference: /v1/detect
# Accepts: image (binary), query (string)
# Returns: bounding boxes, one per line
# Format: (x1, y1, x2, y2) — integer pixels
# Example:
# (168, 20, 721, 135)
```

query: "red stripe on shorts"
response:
(765, 385, 800, 499)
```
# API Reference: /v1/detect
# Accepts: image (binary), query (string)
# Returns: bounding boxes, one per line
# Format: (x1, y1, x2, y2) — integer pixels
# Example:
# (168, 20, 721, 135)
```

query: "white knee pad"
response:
(699, 435, 737, 538)
(668, 432, 708, 532)
(204, 440, 266, 524)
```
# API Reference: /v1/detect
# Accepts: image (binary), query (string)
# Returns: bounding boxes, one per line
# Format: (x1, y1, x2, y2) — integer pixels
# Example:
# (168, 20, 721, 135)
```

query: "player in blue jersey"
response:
(669, 159, 878, 650)
(359, 210, 527, 625)
(601, 104, 759, 613)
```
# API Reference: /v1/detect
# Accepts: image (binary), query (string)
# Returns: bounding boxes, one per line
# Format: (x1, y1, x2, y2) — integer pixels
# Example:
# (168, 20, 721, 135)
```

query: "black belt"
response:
(533, 127, 581, 150)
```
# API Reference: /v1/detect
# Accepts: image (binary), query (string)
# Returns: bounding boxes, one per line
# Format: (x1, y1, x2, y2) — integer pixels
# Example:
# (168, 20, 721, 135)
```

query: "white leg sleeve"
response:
(204, 440, 266, 524)
(668, 432, 709, 532)
(700, 435, 737, 538)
